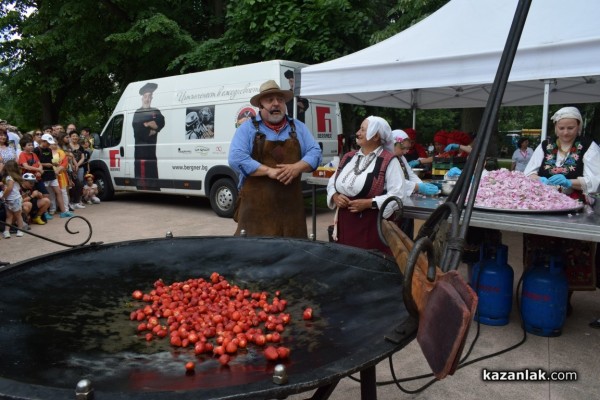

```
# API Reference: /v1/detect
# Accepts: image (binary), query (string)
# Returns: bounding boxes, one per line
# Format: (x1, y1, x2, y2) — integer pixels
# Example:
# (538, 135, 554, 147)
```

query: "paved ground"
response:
(1, 192, 599, 399)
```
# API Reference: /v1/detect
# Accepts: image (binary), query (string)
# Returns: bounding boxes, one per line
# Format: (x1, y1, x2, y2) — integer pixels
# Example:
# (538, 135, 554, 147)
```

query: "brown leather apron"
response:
(234, 121, 307, 238)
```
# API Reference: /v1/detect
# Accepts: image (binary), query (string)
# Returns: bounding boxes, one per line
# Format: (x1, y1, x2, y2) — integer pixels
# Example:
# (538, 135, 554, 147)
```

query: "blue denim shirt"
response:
(228, 114, 322, 189)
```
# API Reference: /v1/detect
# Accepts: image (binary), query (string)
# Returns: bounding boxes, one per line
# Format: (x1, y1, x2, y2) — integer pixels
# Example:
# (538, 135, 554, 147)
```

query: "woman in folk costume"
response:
(327, 116, 407, 255)
(524, 106, 600, 198)
(391, 129, 439, 197)
(523, 106, 600, 316)
(391, 129, 439, 238)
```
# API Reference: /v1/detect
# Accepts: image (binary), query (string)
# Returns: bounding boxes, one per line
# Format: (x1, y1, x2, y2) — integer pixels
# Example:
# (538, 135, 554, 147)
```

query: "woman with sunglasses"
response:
(31, 130, 44, 148)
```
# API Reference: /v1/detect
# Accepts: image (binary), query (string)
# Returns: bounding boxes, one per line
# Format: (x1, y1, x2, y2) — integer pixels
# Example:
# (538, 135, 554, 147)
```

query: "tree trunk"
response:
(40, 92, 58, 126)
(460, 108, 483, 134)
(461, 107, 500, 157)
(208, 0, 227, 38)
(340, 104, 360, 154)
(585, 103, 600, 143)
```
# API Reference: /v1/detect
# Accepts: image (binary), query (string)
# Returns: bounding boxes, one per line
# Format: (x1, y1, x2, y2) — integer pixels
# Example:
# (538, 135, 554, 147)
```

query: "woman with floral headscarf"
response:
(326, 116, 407, 255)
(523, 106, 600, 319)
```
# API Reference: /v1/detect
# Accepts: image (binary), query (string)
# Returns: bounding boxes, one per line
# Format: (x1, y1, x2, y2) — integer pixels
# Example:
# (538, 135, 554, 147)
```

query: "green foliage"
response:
(1, 0, 595, 143)
(497, 106, 544, 132)
(0, 0, 451, 131)
(371, 0, 450, 44)
(0, 0, 200, 130)
(173, 0, 387, 72)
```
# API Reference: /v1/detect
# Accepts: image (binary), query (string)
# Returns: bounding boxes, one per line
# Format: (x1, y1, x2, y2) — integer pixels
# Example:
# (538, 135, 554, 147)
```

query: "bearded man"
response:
(228, 80, 322, 238)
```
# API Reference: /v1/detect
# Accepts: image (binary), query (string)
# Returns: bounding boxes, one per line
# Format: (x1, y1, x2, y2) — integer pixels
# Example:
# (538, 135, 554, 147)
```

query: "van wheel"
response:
(209, 178, 237, 218)
(94, 170, 114, 201)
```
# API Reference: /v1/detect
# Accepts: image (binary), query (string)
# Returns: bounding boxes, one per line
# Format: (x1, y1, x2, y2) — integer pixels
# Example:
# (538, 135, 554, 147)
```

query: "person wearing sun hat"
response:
(228, 79, 322, 238)
(81, 173, 100, 204)
(34, 133, 71, 218)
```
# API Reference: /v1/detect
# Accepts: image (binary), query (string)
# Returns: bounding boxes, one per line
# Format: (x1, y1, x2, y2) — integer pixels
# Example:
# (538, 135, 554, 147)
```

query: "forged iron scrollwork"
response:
(376, 196, 404, 247)
(3, 216, 95, 248)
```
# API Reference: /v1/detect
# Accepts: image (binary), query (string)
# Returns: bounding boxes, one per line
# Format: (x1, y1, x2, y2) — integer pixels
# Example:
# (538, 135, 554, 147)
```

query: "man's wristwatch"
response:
(371, 200, 378, 209)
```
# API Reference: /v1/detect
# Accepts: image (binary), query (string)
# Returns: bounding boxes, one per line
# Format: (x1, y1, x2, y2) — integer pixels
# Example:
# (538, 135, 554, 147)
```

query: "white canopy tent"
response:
(300, 0, 600, 137)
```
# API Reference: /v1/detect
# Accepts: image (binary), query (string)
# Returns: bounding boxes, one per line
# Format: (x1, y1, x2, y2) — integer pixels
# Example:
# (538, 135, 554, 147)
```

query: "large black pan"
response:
(0, 236, 416, 400)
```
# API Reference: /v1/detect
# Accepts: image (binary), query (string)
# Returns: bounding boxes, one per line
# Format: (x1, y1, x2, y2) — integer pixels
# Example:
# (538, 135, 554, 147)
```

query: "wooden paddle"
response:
(381, 219, 477, 379)
(379, 0, 532, 379)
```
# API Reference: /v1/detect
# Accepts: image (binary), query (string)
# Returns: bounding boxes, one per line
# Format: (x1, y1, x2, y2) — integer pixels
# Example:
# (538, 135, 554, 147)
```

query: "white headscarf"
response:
(391, 129, 409, 144)
(366, 116, 393, 153)
(551, 107, 582, 132)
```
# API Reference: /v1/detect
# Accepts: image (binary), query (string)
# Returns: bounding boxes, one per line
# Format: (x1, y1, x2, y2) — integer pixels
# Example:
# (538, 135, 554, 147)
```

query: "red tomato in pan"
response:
(264, 346, 279, 361)
(276, 346, 290, 359)
(132, 290, 143, 300)
(218, 354, 231, 365)
(303, 307, 313, 320)
(185, 361, 195, 372)
(129, 272, 320, 370)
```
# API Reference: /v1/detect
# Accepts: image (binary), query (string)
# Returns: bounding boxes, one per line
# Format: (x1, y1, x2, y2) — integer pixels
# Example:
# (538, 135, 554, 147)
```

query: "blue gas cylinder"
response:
(520, 256, 568, 337)
(471, 244, 514, 326)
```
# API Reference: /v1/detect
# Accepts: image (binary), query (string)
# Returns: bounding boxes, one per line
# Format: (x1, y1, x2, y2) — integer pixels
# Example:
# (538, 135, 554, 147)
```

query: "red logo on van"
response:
(316, 106, 332, 132)
(109, 149, 121, 169)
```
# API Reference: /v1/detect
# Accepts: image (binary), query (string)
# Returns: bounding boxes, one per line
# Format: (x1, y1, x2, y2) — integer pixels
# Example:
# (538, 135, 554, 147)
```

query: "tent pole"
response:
(541, 79, 551, 140)
(411, 89, 417, 129)
(442, 0, 532, 271)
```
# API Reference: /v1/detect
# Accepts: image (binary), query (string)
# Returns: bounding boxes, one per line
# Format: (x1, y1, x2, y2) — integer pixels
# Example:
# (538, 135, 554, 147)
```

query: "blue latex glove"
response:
(444, 143, 460, 152)
(408, 159, 420, 168)
(447, 167, 462, 177)
(539, 177, 549, 185)
(548, 174, 572, 188)
(418, 183, 439, 195)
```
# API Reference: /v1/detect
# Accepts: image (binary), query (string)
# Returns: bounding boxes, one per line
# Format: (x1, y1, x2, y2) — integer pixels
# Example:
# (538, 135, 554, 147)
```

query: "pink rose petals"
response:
(474, 169, 580, 211)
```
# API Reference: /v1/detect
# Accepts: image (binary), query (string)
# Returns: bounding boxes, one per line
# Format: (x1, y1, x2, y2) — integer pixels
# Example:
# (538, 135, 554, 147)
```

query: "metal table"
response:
(307, 177, 600, 242)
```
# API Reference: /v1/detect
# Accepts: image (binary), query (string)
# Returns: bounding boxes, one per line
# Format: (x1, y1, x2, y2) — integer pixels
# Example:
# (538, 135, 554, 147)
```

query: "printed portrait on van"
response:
(283, 69, 308, 123)
(185, 106, 215, 140)
(132, 82, 165, 190)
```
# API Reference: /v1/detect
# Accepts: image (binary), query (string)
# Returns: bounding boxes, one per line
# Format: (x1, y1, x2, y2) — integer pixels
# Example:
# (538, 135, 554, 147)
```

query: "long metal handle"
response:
(443, 0, 533, 271)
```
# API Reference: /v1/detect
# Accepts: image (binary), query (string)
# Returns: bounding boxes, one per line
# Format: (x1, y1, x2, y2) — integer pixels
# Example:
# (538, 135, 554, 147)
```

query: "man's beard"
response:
(262, 109, 285, 124)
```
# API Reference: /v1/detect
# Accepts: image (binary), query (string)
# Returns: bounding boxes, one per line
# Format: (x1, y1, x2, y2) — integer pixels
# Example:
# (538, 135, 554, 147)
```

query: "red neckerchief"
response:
(262, 118, 288, 134)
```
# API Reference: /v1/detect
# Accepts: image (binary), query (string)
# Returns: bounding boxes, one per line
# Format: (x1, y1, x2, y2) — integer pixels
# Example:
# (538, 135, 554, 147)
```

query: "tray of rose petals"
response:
(473, 169, 583, 213)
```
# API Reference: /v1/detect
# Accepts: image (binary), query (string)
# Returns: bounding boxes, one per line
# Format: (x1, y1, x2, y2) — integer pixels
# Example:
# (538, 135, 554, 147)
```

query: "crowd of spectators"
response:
(0, 120, 100, 244)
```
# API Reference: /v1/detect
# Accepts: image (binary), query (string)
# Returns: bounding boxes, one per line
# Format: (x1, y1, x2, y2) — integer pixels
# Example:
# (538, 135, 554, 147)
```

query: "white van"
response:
(89, 60, 342, 217)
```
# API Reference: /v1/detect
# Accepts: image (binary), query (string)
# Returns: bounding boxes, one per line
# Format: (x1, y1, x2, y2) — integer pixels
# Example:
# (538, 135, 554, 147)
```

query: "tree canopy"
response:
(0, 0, 451, 131)
(2, 0, 597, 146)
